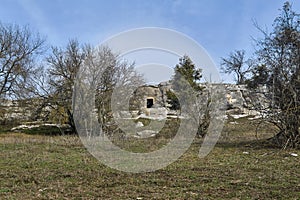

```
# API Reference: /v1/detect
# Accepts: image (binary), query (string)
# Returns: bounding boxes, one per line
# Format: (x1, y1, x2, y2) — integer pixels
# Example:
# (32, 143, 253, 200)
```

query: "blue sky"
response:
(0, 0, 299, 83)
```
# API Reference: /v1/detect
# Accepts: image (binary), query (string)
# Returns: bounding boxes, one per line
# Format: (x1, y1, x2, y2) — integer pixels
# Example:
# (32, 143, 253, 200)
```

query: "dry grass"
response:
(0, 118, 299, 199)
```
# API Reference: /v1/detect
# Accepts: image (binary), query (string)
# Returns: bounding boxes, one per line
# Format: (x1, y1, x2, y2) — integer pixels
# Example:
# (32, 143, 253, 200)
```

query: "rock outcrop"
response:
(134, 83, 269, 118)
(0, 83, 270, 125)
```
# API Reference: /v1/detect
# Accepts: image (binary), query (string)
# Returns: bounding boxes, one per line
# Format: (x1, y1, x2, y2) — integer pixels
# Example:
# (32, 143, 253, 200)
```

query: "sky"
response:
(0, 0, 299, 83)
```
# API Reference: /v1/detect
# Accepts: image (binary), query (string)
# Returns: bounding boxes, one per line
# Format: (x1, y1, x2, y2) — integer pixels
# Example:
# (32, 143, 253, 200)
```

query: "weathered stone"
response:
(135, 121, 144, 128)
(136, 130, 158, 138)
(1, 83, 270, 124)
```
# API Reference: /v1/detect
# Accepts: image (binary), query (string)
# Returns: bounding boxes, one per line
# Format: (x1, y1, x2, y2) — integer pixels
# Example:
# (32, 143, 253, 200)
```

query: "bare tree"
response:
(221, 50, 253, 84)
(253, 2, 300, 148)
(83, 45, 144, 135)
(0, 22, 45, 98)
(45, 40, 84, 133)
(46, 41, 144, 134)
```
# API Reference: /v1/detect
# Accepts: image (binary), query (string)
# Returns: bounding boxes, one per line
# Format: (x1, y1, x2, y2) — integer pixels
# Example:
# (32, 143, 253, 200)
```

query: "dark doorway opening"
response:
(146, 98, 154, 108)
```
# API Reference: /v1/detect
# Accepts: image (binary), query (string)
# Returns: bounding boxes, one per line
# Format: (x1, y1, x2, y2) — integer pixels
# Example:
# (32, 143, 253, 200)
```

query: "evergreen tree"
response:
(167, 55, 202, 111)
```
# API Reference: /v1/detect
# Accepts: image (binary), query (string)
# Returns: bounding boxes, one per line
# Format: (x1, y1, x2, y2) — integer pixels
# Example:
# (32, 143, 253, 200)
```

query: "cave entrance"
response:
(146, 98, 154, 108)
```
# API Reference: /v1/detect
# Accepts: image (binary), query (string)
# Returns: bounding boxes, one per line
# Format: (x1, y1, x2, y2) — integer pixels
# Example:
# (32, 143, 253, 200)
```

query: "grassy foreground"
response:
(0, 118, 300, 199)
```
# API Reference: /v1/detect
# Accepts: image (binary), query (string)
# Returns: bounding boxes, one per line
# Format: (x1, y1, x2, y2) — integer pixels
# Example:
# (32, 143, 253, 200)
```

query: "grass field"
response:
(0, 117, 300, 199)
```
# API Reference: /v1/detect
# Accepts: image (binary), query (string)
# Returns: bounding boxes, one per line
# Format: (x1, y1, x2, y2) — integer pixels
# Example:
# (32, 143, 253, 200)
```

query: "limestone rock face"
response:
(132, 81, 171, 110)
(222, 84, 269, 115)
(133, 83, 270, 118)
(0, 83, 270, 124)
(0, 99, 34, 123)
(0, 99, 51, 124)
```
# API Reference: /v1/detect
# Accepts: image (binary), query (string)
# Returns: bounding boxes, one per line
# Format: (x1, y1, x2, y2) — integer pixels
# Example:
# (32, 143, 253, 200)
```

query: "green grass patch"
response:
(0, 119, 299, 199)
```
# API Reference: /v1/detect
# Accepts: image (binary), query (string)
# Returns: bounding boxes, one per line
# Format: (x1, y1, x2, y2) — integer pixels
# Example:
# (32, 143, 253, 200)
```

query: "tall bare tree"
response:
(0, 22, 45, 98)
(46, 41, 144, 134)
(253, 2, 300, 148)
(82, 45, 144, 135)
(45, 40, 84, 133)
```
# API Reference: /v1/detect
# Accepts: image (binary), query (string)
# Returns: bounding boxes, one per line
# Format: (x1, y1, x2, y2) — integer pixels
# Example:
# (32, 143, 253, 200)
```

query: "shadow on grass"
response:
(213, 138, 283, 150)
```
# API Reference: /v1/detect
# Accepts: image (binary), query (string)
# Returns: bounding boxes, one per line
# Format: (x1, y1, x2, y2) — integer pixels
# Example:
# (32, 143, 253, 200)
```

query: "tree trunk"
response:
(67, 109, 77, 135)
